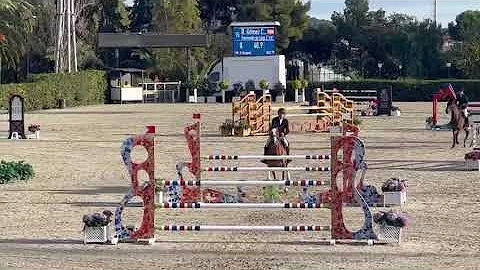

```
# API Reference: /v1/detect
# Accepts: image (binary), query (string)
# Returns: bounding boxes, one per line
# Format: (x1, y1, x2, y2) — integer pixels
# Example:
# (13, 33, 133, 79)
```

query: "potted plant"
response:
(191, 76, 205, 103)
(219, 119, 235, 136)
(244, 80, 256, 95)
(292, 79, 302, 103)
(155, 178, 165, 203)
(273, 82, 286, 103)
(300, 79, 309, 103)
(259, 79, 269, 95)
(232, 82, 244, 101)
(219, 81, 229, 103)
(263, 185, 281, 203)
(234, 120, 251, 137)
(28, 124, 41, 139)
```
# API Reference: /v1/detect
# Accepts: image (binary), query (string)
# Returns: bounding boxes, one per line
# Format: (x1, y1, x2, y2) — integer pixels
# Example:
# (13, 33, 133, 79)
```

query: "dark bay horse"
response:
(261, 128, 291, 180)
(446, 99, 470, 148)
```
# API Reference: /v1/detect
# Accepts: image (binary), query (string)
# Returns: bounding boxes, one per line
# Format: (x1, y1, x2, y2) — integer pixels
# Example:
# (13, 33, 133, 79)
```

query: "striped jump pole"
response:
(157, 225, 330, 232)
(156, 202, 329, 209)
(204, 155, 331, 160)
(203, 167, 330, 172)
(163, 179, 329, 187)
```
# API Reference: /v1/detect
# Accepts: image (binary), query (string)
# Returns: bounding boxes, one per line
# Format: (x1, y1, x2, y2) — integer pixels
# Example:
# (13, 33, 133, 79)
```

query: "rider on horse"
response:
(457, 86, 469, 126)
(271, 108, 290, 155)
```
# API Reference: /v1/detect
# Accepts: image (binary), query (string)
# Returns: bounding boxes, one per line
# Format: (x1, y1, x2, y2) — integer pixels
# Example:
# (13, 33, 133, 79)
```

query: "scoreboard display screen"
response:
(232, 26, 276, 57)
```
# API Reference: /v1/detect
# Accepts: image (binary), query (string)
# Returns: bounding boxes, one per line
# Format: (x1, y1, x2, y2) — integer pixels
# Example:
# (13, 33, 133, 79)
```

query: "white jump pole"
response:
(286, 113, 331, 117)
(204, 155, 331, 160)
(162, 179, 329, 186)
(203, 167, 330, 172)
(157, 225, 331, 232)
(156, 202, 329, 208)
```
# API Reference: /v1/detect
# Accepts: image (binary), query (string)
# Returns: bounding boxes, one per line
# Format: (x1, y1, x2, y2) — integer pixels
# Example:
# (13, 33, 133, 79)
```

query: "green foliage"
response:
(300, 79, 309, 89)
(236, 0, 310, 50)
(0, 70, 107, 110)
(263, 186, 281, 203)
(0, 160, 34, 184)
(130, 0, 154, 32)
(154, 178, 165, 193)
(219, 81, 229, 90)
(448, 10, 480, 41)
(292, 79, 302, 90)
(259, 79, 269, 90)
(99, 0, 131, 32)
(311, 79, 480, 101)
(0, 0, 35, 70)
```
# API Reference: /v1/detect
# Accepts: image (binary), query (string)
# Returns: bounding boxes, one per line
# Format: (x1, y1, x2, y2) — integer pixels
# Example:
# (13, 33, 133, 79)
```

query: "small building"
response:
(108, 68, 145, 103)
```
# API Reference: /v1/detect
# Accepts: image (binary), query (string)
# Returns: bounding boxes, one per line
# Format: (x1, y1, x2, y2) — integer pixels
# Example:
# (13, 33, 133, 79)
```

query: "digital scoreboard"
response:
(232, 26, 276, 57)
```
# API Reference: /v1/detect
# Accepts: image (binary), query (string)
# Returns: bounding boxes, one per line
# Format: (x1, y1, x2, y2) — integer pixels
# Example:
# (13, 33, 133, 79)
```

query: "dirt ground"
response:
(0, 102, 479, 270)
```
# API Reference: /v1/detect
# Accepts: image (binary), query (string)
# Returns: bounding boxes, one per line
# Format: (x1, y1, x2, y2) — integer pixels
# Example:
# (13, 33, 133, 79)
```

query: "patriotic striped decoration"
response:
(205, 154, 330, 160)
(203, 167, 330, 172)
(155, 202, 329, 209)
(162, 179, 328, 187)
(157, 225, 331, 232)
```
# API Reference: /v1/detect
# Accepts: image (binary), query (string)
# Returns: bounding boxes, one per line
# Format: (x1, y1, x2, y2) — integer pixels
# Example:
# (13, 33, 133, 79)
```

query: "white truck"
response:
(207, 55, 286, 103)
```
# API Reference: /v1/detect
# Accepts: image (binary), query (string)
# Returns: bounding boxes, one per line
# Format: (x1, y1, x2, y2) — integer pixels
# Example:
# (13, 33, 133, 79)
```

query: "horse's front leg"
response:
(451, 130, 456, 148)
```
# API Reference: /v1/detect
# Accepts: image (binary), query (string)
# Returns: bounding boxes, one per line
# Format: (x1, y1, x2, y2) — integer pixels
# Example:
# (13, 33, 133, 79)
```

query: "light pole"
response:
(398, 64, 403, 79)
(446, 62, 452, 78)
(378, 62, 383, 77)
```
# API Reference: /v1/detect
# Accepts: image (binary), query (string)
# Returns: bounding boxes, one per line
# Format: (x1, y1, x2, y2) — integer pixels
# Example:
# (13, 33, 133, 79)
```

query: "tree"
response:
(199, 0, 239, 32)
(0, 0, 34, 82)
(99, 0, 130, 33)
(288, 18, 337, 64)
(448, 10, 480, 41)
(130, 0, 154, 32)
(236, 0, 310, 51)
(142, 0, 205, 81)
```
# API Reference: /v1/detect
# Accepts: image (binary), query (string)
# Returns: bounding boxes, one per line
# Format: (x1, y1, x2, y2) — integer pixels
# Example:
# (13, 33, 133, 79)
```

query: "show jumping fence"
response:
(233, 91, 354, 134)
(110, 114, 404, 245)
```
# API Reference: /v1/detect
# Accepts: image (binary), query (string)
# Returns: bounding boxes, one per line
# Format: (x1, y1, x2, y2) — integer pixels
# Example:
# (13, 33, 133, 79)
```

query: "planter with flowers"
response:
(381, 178, 408, 206)
(373, 210, 409, 244)
(28, 124, 41, 139)
(259, 79, 269, 96)
(219, 119, 235, 136)
(465, 151, 480, 171)
(233, 120, 251, 137)
(155, 178, 165, 203)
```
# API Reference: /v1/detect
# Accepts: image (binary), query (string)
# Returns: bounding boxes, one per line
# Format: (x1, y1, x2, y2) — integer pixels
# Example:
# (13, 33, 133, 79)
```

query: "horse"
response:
(261, 128, 291, 180)
(446, 99, 470, 148)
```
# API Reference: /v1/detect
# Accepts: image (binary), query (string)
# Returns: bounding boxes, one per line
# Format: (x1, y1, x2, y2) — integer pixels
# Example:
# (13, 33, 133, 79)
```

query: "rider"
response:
(271, 108, 290, 155)
(457, 86, 469, 125)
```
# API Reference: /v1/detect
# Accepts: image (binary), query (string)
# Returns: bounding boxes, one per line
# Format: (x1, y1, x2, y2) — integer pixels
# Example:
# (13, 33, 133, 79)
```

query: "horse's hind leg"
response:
(464, 129, 470, 147)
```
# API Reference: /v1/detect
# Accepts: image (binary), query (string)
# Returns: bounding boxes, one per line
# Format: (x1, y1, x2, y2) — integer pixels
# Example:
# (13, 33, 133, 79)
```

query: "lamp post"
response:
(398, 64, 403, 79)
(377, 62, 383, 77)
(446, 62, 452, 78)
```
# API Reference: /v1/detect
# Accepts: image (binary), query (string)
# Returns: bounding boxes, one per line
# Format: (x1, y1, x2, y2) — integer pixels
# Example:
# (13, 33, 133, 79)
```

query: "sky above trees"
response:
(309, 0, 479, 26)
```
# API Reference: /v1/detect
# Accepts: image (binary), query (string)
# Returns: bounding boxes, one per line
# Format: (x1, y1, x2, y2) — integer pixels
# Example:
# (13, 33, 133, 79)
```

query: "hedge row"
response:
(306, 79, 480, 102)
(0, 70, 107, 111)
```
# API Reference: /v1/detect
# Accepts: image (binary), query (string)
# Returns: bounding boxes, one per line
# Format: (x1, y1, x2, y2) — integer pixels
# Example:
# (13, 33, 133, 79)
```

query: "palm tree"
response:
(0, 0, 34, 72)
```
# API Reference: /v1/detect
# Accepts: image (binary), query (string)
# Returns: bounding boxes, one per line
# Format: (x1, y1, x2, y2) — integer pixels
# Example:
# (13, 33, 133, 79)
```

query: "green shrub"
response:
(0, 161, 35, 184)
(0, 70, 107, 111)
(308, 79, 480, 101)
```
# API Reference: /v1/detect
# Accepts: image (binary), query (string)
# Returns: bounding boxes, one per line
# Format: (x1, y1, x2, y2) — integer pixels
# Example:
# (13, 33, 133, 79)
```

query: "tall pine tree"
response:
(130, 0, 154, 32)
